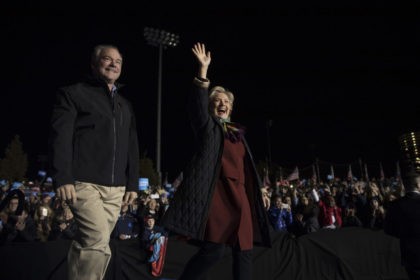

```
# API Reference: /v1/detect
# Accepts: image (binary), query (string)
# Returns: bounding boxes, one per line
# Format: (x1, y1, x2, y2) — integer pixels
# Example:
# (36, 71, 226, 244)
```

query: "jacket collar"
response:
(84, 75, 125, 90)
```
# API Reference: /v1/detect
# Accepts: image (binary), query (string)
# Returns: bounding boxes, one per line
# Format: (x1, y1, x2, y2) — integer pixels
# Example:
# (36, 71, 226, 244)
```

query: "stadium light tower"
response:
(143, 27, 180, 182)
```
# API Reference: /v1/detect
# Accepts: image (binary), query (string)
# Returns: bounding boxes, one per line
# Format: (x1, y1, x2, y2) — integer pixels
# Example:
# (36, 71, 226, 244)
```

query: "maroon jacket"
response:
(318, 199, 342, 228)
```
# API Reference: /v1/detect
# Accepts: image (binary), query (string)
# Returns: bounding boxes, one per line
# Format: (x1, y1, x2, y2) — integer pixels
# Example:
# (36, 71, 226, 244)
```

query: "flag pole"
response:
(315, 158, 320, 185)
(358, 158, 364, 181)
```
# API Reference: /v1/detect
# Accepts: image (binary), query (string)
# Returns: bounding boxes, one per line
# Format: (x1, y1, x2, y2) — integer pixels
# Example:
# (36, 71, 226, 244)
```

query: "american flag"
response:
(379, 162, 385, 181)
(263, 168, 271, 187)
(162, 172, 168, 186)
(172, 172, 183, 190)
(347, 165, 353, 181)
(287, 166, 299, 181)
(364, 163, 370, 182)
(396, 161, 401, 179)
(311, 164, 317, 182)
(395, 161, 405, 189)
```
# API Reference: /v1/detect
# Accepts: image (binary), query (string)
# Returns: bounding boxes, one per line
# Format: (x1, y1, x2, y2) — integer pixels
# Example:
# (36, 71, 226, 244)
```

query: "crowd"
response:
(0, 172, 408, 280)
(0, 174, 404, 245)
(0, 180, 172, 262)
(263, 175, 403, 236)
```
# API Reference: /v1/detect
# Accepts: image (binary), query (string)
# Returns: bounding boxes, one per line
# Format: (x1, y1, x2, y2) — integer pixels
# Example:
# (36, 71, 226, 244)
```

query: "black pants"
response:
(178, 241, 253, 280)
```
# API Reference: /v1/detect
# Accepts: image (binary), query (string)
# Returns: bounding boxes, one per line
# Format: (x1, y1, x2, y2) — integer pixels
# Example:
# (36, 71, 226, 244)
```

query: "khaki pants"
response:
(68, 182, 125, 280)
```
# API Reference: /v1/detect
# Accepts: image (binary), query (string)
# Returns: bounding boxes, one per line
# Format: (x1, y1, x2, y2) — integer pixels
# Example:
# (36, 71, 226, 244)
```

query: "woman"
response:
(289, 192, 320, 236)
(161, 42, 271, 280)
(34, 204, 54, 242)
(268, 194, 293, 232)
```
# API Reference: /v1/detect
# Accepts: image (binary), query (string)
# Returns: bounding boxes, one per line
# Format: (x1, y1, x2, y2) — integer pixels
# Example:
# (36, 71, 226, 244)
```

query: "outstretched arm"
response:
(192, 42, 211, 79)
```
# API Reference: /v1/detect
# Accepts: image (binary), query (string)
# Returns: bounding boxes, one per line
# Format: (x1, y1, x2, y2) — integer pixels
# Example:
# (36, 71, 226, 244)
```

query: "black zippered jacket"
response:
(161, 78, 271, 247)
(49, 77, 139, 191)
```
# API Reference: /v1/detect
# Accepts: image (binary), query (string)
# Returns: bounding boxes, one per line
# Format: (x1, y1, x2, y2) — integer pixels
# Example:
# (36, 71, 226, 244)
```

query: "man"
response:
(0, 189, 37, 244)
(384, 171, 420, 280)
(111, 201, 139, 240)
(49, 44, 140, 280)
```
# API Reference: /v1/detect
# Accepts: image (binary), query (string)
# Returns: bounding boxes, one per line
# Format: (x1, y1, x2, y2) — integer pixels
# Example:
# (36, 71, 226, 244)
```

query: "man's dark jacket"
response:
(49, 78, 139, 191)
(161, 78, 271, 247)
(384, 191, 420, 270)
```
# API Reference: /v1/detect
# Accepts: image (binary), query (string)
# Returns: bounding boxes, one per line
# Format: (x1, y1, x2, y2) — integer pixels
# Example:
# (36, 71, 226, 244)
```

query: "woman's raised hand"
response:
(192, 42, 211, 68)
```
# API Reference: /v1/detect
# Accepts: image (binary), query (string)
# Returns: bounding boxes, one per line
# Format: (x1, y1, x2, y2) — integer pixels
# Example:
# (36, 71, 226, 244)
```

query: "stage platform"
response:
(0, 227, 408, 280)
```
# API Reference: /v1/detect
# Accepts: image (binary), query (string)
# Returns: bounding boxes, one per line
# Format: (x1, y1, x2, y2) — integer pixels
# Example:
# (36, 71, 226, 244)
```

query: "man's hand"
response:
(123, 191, 138, 205)
(56, 184, 77, 204)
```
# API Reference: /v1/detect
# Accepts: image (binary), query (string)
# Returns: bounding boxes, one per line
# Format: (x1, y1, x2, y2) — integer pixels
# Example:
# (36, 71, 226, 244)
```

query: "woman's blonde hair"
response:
(209, 86, 234, 112)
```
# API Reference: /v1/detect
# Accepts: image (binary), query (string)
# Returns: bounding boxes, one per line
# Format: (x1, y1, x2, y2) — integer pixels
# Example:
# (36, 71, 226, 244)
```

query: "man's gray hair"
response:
(91, 44, 121, 65)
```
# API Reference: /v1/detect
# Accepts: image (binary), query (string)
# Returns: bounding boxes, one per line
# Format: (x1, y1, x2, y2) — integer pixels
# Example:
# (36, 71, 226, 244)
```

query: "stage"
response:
(0, 227, 408, 280)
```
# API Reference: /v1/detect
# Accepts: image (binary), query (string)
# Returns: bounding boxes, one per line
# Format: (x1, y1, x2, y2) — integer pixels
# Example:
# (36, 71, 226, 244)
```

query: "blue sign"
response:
(138, 178, 149, 191)
(11, 181, 23, 190)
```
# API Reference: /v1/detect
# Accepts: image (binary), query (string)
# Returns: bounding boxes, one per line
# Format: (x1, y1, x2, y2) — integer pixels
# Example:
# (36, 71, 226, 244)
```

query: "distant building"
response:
(399, 131, 420, 173)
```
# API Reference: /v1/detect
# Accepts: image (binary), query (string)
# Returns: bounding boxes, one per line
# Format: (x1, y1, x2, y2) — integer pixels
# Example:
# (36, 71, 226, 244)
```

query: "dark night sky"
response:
(1, 4, 419, 180)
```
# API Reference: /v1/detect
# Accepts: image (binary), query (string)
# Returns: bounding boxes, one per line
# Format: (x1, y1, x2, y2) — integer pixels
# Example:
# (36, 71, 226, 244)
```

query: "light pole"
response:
(143, 27, 180, 183)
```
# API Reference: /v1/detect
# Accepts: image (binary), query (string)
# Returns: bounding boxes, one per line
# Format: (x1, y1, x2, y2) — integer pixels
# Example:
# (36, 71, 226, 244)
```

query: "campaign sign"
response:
(138, 178, 149, 191)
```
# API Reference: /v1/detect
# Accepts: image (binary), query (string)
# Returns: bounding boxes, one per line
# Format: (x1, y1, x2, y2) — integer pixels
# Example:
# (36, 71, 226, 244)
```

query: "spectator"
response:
(341, 203, 363, 227)
(316, 192, 342, 229)
(138, 197, 165, 226)
(268, 195, 293, 232)
(49, 201, 78, 241)
(111, 201, 139, 240)
(367, 198, 385, 230)
(34, 204, 54, 242)
(140, 215, 166, 263)
(40, 192, 53, 208)
(0, 204, 37, 245)
(27, 192, 40, 218)
(290, 192, 320, 236)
